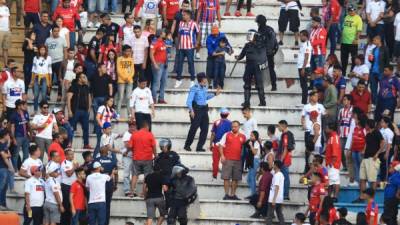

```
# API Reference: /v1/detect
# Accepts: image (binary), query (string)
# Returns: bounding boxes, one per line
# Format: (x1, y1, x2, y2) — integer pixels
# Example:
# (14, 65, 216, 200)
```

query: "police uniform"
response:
(96, 155, 117, 225)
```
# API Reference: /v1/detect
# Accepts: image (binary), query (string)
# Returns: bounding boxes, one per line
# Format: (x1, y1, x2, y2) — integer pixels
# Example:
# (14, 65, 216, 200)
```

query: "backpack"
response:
(287, 131, 296, 151)
(263, 26, 279, 56)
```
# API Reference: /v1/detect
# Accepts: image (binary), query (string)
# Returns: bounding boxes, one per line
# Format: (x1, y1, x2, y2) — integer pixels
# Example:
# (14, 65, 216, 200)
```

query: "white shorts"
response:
(328, 166, 340, 185)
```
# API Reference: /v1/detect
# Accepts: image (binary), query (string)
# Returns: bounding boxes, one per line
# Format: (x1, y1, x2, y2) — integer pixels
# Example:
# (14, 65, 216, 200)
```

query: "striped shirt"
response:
(178, 20, 199, 49)
(199, 0, 219, 23)
(338, 106, 353, 138)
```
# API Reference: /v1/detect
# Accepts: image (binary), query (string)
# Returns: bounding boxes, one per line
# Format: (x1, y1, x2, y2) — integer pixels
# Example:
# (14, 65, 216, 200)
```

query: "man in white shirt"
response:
(366, 0, 385, 40)
(2, 65, 26, 120)
(130, 78, 155, 130)
(127, 25, 149, 80)
(0, 0, 10, 65)
(119, 13, 135, 45)
(44, 162, 64, 225)
(241, 106, 257, 140)
(19, 144, 43, 178)
(24, 165, 45, 225)
(298, 30, 312, 105)
(379, 117, 394, 181)
(266, 160, 285, 225)
(31, 101, 59, 160)
(301, 91, 326, 172)
(60, 149, 77, 225)
(86, 161, 110, 225)
(121, 122, 136, 196)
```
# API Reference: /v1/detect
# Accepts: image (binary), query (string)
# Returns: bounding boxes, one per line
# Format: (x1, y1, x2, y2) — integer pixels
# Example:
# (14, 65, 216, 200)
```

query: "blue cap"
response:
(219, 107, 230, 115)
(102, 122, 112, 129)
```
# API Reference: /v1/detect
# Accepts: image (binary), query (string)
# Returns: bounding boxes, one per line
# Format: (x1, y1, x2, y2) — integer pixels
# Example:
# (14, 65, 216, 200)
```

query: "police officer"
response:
(95, 146, 118, 225)
(155, 138, 181, 181)
(256, 14, 279, 91)
(184, 73, 221, 152)
(235, 29, 267, 107)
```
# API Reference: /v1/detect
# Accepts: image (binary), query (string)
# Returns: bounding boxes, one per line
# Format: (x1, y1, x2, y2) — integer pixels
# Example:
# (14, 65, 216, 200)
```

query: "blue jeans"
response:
(62, 122, 74, 144)
(33, 77, 47, 112)
(23, 63, 32, 93)
(50, 0, 59, 16)
(15, 136, 30, 163)
(352, 151, 362, 182)
(311, 54, 325, 72)
(328, 23, 340, 55)
(69, 32, 76, 49)
(8, 170, 14, 190)
(281, 166, 290, 199)
(104, 0, 117, 12)
(69, 110, 89, 146)
(151, 63, 168, 101)
(176, 49, 195, 81)
(84, 59, 97, 81)
(370, 72, 381, 105)
(247, 158, 260, 196)
(213, 60, 226, 88)
(88, 202, 106, 225)
(92, 96, 105, 135)
(88, 0, 106, 13)
(71, 210, 86, 225)
(0, 168, 9, 207)
(367, 24, 384, 41)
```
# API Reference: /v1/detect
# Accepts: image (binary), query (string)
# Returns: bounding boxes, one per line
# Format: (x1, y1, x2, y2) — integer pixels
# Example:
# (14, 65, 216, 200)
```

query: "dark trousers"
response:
(176, 49, 195, 81)
(383, 197, 399, 225)
(61, 183, 72, 225)
(384, 22, 395, 58)
(69, 109, 90, 146)
(249, 194, 267, 216)
(184, 106, 209, 151)
(328, 23, 340, 55)
(105, 183, 113, 225)
(23, 205, 43, 225)
(167, 200, 188, 225)
(213, 60, 226, 89)
(267, 55, 277, 88)
(243, 62, 265, 105)
(375, 97, 396, 122)
(266, 203, 285, 225)
(340, 44, 358, 74)
(134, 64, 143, 88)
(298, 68, 311, 104)
(367, 24, 384, 41)
(23, 63, 33, 93)
(52, 62, 62, 97)
(237, 0, 251, 12)
(121, 0, 135, 12)
(309, 212, 316, 225)
(135, 112, 152, 131)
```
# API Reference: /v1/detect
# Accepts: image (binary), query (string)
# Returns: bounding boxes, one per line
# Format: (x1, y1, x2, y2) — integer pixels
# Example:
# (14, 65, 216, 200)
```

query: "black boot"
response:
(242, 89, 251, 107)
(258, 88, 266, 106)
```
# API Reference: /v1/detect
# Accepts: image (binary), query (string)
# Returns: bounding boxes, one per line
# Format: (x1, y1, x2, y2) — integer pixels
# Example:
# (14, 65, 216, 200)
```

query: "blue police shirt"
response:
(211, 119, 232, 144)
(384, 171, 400, 199)
(186, 84, 215, 111)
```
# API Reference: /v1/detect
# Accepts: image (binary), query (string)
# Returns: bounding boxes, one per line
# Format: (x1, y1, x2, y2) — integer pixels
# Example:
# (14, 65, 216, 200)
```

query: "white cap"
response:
(46, 162, 60, 174)
(93, 161, 102, 169)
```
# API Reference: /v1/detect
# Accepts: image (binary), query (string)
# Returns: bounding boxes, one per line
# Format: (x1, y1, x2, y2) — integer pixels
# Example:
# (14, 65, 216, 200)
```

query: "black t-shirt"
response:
(22, 40, 36, 64)
(332, 218, 353, 225)
(68, 82, 90, 112)
(144, 172, 165, 199)
(88, 36, 102, 61)
(99, 23, 120, 43)
(364, 129, 384, 158)
(90, 73, 112, 98)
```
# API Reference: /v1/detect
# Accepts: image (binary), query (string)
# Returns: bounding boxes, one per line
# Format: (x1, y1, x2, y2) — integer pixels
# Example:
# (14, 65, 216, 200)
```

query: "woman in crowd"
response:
(106, 49, 118, 97)
(22, 31, 37, 94)
(55, 16, 70, 49)
(31, 46, 52, 114)
(246, 130, 261, 197)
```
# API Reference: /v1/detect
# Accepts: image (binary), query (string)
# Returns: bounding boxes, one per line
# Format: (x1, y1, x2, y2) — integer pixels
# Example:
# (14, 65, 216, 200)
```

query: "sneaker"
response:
(234, 11, 242, 17)
(351, 198, 364, 203)
(278, 41, 283, 45)
(284, 197, 290, 201)
(231, 195, 241, 200)
(258, 102, 266, 106)
(158, 99, 168, 104)
(174, 80, 182, 88)
(95, 22, 101, 28)
(348, 181, 359, 187)
(223, 194, 231, 200)
(246, 12, 255, 17)
(271, 86, 277, 91)
(87, 21, 94, 28)
(224, 12, 231, 16)
(195, 52, 201, 59)
(244, 195, 252, 200)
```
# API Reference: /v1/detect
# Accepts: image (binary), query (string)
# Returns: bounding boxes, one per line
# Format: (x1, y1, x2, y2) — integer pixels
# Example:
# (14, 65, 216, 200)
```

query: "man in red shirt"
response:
(70, 167, 86, 225)
(218, 120, 246, 200)
(325, 122, 341, 201)
(21, 0, 41, 32)
(150, 29, 168, 103)
(327, 0, 341, 55)
(364, 188, 379, 225)
(162, 0, 180, 29)
(278, 119, 294, 200)
(52, 0, 81, 48)
(48, 133, 66, 162)
(250, 162, 272, 218)
(130, 121, 157, 196)
(307, 172, 327, 225)
(350, 81, 372, 114)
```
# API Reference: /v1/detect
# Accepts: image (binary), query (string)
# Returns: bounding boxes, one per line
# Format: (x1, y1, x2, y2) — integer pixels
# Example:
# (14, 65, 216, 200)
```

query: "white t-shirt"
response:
(45, 177, 62, 204)
(31, 114, 57, 140)
(32, 56, 53, 75)
(364, 44, 376, 69)
(0, 6, 10, 31)
(59, 27, 70, 45)
(351, 64, 369, 87)
(21, 157, 43, 177)
(130, 87, 154, 114)
(268, 171, 284, 204)
(394, 13, 400, 41)
(366, 0, 385, 24)
(64, 60, 76, 81)
(100, 133, 119, 148)
(24, 177, 45, 207)
(121, 24, 135, 45)
(297, 41, 312, 68)
(120, 131, 132, 157)
(140, 0, 161, 19)
(285, 0, 299, 10)
(61, 160, 77, 185)
(302, 103, 326, 131)
(2, 78, 25, 108)
(127, 35, 149, 64)
(242, 118, 258, 140)
(46, 161, 61, 183)
(252, 141, 261, 159)
(86, 172, 110, 204)
(380, 127, 394, 144)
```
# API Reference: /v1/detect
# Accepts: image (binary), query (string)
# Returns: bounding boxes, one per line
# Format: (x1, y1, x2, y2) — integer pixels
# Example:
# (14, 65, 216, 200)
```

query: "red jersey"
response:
(351, 126, 366, 152)
(24, 0, 40, 13)
(130, 129, 156, 161)
(70, 181, 86, 210)
(162, 0, 180, 20)
(222, 132, 246, 161)
(52, 6, 80, 32)
(75, 48, 87, 66)
(310, 26, 327, 55)
(330, 0, 341, 23)
(280, 132, 292, 167)
(150, 38, 167, 64)
(198, 0, 220, 23)
(100, 43, 121, 62)
(315, 166, 329, 184)
(325, 131, 341, 169)
(309, 182, 326, 213)
(350, 89, 371, 114)
(48, 142, 65, 162)
(366, 201, 379, 225)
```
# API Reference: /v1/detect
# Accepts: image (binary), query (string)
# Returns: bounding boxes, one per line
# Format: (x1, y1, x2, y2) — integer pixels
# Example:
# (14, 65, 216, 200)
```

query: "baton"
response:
(229, 60, 239, 77)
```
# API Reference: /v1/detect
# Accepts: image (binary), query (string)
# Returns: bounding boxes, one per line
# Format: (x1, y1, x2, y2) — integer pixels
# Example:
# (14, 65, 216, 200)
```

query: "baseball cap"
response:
(53, 107, 64, 114)
(46, 163, 60, 174)
(219, 107, 230, 115)
(93, 161, 102, 169)
(211, 25, 219, 35)
(348, 5, 356, 11)
(103, 122, 112, 129)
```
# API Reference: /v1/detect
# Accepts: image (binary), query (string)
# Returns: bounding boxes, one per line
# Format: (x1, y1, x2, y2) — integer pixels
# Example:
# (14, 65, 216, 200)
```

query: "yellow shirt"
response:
(117, 56, 135, 84)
